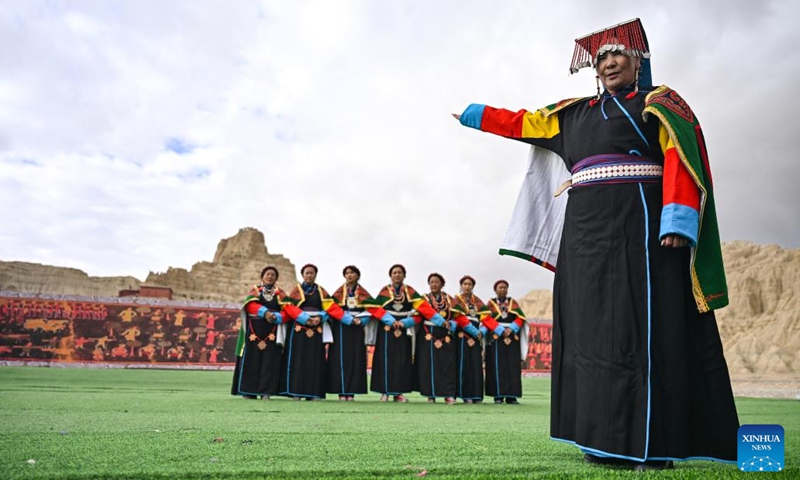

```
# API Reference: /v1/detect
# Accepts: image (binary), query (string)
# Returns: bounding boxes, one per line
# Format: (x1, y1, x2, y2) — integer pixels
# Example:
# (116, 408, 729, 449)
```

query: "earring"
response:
(626, 68, 640, 99)
(589, 75, 601, 107)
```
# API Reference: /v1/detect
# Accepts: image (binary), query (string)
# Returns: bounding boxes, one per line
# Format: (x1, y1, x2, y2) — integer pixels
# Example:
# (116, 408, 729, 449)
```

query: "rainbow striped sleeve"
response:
(659, 124, 700, 246)
(459, 104, 561, 149)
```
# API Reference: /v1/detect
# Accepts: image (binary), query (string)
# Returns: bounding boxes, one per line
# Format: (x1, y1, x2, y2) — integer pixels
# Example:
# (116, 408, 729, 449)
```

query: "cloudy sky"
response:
(2, 0, 798, 300)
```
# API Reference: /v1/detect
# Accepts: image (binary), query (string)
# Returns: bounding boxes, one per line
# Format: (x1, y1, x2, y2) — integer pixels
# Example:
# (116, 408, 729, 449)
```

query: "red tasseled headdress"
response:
(569, 18, 651, 74)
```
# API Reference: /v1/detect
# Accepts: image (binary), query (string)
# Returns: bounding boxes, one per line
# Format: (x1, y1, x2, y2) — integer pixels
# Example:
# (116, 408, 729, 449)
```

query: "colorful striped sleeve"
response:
(480, 311, 504, 337)
(459, 103, 563, 154)
(322, 300, 342, 317)
(659, 123, 700, 246)
(508, 300, 526, 333)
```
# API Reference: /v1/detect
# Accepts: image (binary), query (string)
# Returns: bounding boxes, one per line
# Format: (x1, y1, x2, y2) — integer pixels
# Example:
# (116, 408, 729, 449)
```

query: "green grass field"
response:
(0, 367, 797, 479)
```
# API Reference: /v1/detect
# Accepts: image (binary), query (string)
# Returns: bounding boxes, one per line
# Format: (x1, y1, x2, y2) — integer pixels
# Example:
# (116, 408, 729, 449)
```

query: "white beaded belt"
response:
(572, 163, 663, 185)
(555, 163, 663, 196)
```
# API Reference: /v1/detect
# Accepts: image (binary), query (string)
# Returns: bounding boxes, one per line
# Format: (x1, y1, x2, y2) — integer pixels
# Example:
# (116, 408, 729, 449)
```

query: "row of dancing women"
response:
(231, 263, 529, 404)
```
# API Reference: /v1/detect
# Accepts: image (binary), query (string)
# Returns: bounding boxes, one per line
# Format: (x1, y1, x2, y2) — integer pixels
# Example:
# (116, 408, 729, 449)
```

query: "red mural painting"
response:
(0, 293, 240, 364)
(0, 293, 553, 371)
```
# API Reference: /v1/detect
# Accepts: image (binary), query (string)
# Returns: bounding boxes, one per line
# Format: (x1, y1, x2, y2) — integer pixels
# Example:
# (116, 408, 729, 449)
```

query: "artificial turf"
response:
(0, 366, 797, 479)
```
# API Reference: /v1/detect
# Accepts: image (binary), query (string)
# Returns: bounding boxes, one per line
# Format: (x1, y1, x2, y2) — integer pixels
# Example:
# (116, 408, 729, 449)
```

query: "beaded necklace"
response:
(496, 297, 509, 314)
(461, 293, 476, 314)
(344, 283, 359, 309)
(423, 292, 452, 349)
(391, 284, 406, 303)
(259, 284, 277, 303)
(429, 292, 449, 314)
(302, 282, 318, 296)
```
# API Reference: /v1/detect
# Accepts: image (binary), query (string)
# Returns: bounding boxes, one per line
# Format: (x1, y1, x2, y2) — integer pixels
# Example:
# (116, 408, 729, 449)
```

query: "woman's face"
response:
(595, 51, 639, 94)
(460, 279, 474, 295)
(344, 269, 359, 284)
(428, 276, 443, 294)
(390, 267, 405, 285)
(302, 268, 317, 284)
(261, 269, 277, 285)
(494, 283, 508, 298)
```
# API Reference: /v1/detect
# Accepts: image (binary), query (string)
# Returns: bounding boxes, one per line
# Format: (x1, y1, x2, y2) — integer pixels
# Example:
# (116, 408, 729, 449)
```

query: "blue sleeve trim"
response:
(479, 326, 488, 336)
(493, 325, 506, 337)
(380, 312, 395, 325)
(273, 312, 283, 324)
(295, 312, 310, 325)
(256, 306, 268, 318)
(460, 104, 485, 130)
(464, 325, 479, 338)
(340, 313, 353, 326)
(402, 318, 416, 329)
(659, 202, 699, 247)
(509, 322, 520, 334)
(430, 313, 445, 328)
(319, 312, 330, 323)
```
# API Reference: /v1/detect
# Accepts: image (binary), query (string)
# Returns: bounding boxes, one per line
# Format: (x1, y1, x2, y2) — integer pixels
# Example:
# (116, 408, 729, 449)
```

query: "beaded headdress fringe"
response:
(570, 18, 650, 74)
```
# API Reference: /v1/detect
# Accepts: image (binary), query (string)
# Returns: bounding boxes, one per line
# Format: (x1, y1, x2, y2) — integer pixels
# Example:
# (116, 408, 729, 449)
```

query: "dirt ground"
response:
(731, 375, 800, 399)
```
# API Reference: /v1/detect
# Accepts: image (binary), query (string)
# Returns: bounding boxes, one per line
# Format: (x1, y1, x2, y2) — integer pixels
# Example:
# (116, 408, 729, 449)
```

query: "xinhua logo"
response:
(738, 425, 784, 472)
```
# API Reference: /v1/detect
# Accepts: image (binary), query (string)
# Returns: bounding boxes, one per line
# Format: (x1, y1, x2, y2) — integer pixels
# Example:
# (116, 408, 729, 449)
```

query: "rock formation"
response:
(517, 289, 553, 322)
(0, 261, 141, 297)
(716, 241, 799, 378)
(145, 227, 298, 301)
(0, 228, 298, 303)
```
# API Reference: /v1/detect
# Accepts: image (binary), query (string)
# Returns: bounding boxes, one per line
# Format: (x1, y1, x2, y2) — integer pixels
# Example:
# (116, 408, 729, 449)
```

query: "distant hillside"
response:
(0, 228, 298, 302)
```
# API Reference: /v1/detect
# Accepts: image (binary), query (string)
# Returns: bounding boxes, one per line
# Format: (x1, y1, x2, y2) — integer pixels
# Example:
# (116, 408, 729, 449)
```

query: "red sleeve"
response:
(481, 313, 499, 332)
(324, 302, 346, 321)
(663, 146, 700, 210)
(481, 106, 528, 137)
(244, 302, 261, 316)
(414, 300, 437, 320)
(365, 306, 388, 318)
(452, 314, 470, 328)
(282, 304, 303, 321)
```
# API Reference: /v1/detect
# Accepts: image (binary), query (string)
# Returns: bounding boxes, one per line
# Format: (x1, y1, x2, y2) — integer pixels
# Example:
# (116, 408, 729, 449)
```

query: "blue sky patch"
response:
(165, 137, 195, 155)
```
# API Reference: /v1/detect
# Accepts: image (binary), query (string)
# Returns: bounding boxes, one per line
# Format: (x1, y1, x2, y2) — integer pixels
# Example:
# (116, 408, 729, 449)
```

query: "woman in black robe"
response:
(455, 19, 739, 470)
(451, 275, 486, 404)
(231, 266, 288, 399)
(368, 264, 443, 402)
(328, 265, 391, 401)
(416, 273, 458, 404)
(280, 263, 352, 400)
(482, 280, 527, 405)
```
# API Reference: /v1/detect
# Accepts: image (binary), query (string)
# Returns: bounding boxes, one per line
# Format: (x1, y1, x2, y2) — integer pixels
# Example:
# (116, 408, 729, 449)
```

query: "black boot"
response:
(633, 460, 674, 471)
(583, 454, 633, 467)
